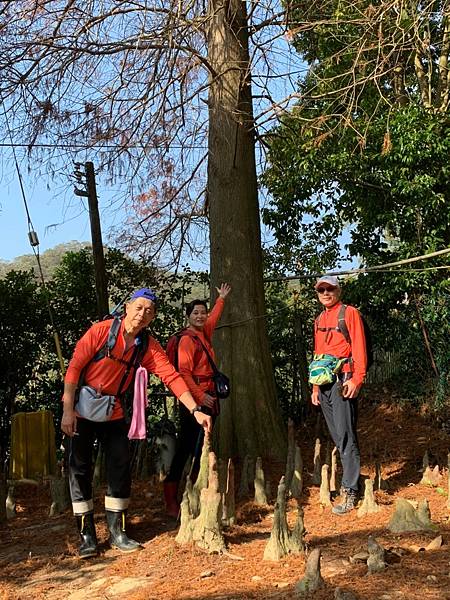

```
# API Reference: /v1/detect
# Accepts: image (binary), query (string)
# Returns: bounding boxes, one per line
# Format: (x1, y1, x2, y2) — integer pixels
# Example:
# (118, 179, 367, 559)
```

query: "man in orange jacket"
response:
(311, 275, 367, 515)
(61, 288, 212, 558)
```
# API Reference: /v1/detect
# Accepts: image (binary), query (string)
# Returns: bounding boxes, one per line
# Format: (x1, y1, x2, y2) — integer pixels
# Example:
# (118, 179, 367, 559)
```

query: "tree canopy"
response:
(0, 0, 302, 265)
(263, 0, 450, 270)
(261, 0, 450, 406)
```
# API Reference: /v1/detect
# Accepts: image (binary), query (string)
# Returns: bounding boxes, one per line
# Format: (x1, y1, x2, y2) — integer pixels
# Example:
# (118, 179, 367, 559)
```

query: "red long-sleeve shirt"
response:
(177, 297, 225, 404)
(314, 301, 367, 386)
(65, 319, 189, 419)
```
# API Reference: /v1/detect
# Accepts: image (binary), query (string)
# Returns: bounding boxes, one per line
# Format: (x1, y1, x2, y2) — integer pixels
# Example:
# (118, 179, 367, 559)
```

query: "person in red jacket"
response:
(163, 282, 231, 517)
(311, 275, 367, 515)
(61, 288, 212, 558)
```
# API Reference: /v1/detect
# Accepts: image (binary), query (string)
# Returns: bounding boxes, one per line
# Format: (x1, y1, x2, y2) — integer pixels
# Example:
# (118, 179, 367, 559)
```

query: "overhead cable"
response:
(1, 96, 66, 376)
(264, 247, 450, 282)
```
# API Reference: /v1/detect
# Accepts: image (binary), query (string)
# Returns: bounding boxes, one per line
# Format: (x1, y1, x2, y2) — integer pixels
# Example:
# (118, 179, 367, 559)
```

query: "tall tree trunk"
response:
(207, 0, 286, 460)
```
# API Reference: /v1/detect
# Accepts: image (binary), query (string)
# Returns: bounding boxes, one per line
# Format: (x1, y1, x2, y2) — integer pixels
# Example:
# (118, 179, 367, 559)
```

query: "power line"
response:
(264, 247, 450, 282)
(1, 96, 66, 376)
(0, 142, 207, 150)
(219, 253, 450, 330)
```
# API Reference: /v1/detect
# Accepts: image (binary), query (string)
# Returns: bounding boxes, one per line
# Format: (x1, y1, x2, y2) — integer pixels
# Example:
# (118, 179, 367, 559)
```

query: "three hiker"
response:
(61, 273, 363, 562)
(310, 275, 367, 515)
(61, 288, 212, 558)
(163, 282, 231, 517)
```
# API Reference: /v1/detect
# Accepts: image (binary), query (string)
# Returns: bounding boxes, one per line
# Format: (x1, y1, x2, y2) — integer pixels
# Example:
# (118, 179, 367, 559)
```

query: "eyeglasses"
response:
(316, 287, 336, 294)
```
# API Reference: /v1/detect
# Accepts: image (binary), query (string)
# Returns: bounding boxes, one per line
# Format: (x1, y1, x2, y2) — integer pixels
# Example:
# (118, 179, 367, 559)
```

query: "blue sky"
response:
(1, 169, 355, 272)
(0, 169, 124, 262)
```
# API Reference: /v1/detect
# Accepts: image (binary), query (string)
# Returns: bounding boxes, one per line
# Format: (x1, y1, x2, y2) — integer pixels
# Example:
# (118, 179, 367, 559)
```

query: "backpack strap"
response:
(191, 336, 220, 375)
(92, 316, 122, 362)
(316, 304, 351, 344)
(337, 304, 351, 344)
(115, 343, 141, 398)
(175, 330, 204, 371)
(316, 309, 340, 337)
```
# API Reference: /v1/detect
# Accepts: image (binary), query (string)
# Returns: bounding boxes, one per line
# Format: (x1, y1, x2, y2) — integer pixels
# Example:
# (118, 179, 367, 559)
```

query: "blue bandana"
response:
(130, 288, 158, 303)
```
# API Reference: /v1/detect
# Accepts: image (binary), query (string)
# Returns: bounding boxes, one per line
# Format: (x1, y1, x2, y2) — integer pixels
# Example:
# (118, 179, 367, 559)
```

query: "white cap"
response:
(314, 275, 340, 289)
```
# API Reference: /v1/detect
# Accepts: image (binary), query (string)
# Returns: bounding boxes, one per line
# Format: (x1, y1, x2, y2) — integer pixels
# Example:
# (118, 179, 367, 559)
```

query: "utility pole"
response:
(74, 162, 109, 319)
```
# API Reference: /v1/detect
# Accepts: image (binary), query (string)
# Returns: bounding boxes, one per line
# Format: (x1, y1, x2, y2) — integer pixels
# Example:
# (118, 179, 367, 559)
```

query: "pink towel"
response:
(128, 366, 148, 440)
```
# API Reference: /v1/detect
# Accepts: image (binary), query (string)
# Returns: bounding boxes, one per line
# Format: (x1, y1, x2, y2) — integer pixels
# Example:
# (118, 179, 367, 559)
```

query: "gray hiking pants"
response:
(319, 376, 360, 492)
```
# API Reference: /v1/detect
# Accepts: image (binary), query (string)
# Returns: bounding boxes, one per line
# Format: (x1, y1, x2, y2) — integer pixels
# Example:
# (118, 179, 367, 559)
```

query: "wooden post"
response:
(85, 161, 109, 319)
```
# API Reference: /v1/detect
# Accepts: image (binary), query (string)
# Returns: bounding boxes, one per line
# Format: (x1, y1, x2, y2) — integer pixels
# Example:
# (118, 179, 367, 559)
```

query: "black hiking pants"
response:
(66, 418, 131, 515)
(166, 404, 216, 484)
(319, 376, 360, 493)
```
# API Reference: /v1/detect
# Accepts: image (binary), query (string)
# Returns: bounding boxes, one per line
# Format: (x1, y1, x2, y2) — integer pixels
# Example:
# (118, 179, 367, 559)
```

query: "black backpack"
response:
(166, 329, 203, 371)
(316, 304, 374, 369)
(166, 330, 231, 399)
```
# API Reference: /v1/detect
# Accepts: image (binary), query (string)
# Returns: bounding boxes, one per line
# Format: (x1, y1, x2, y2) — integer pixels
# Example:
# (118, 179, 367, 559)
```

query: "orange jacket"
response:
(314, 301, 367, 386)
(177, 297, 225, 405)
(65, 319, 189, 419)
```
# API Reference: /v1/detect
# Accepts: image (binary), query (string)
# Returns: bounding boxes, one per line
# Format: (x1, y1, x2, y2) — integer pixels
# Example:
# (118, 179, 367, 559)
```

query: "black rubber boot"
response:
(106, 510, 142, 553)
(332, 489, 358, 515)
(76, 512, 98, 559)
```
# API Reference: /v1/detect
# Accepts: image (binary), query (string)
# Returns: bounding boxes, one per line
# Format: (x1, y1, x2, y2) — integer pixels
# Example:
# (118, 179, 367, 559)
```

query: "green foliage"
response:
(0, 270, 49, 467)
(0, 270, 48, 396)
(263, 2, 450, 410)
(265, 281, 318, 422)
(263, 105, 450, 267)
(49, 248, 98, 356)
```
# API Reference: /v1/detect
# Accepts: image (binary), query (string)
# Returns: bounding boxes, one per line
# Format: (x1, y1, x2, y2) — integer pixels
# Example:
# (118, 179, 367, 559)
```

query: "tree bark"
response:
(207, 0, 286, 460)
(49, 475, 71, 516)
(295, 548, 325, 595)
(6, 482, 16, 519)
(192, 452, 226, 553)
(357, 479, 380, 518)
(237, 454, 254, 499)
(312, 438, 322, 485)
(190, 432, 211, 518)
(221, 458, 236, 526)
(290, 445, 303, 500)
(413, 294, 439, 377)
(367, 536, 385, 574)
(447, 452, 450, 511)
(254, 457, 268, 505)
(330, 446, 338, 494)
(285, 418, 295, 489)
(388, 498, 438, 533)
(263, 476, 290, 561)
(175, 484, 194, 545)
(319, 464, 331, 507)
(0, 475, 7, 524)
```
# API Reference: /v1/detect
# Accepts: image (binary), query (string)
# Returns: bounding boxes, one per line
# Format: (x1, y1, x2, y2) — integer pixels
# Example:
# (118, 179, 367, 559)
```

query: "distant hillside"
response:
(0, 241, 91, 280)
(0, 243, 210, 298)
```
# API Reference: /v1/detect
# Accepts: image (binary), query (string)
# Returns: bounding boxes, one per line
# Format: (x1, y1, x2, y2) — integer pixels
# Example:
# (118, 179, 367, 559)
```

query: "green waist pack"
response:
(308, 354, 347, 386)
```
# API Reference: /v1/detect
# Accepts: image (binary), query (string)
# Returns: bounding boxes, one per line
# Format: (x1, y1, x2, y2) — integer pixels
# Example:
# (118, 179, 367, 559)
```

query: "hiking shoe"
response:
(332, 489, 358, 515)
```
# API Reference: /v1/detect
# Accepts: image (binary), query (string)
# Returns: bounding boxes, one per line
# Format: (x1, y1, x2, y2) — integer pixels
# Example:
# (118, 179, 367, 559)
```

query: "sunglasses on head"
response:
(317, 286, 336, 294)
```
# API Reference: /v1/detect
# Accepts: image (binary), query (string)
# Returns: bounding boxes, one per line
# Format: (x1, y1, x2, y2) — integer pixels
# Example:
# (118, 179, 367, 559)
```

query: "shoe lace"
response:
(344, 491, 357, 508)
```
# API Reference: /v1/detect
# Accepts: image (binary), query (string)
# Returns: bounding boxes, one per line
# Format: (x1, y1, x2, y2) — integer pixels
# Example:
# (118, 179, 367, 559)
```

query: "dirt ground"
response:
(1, 395, 450, 600)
